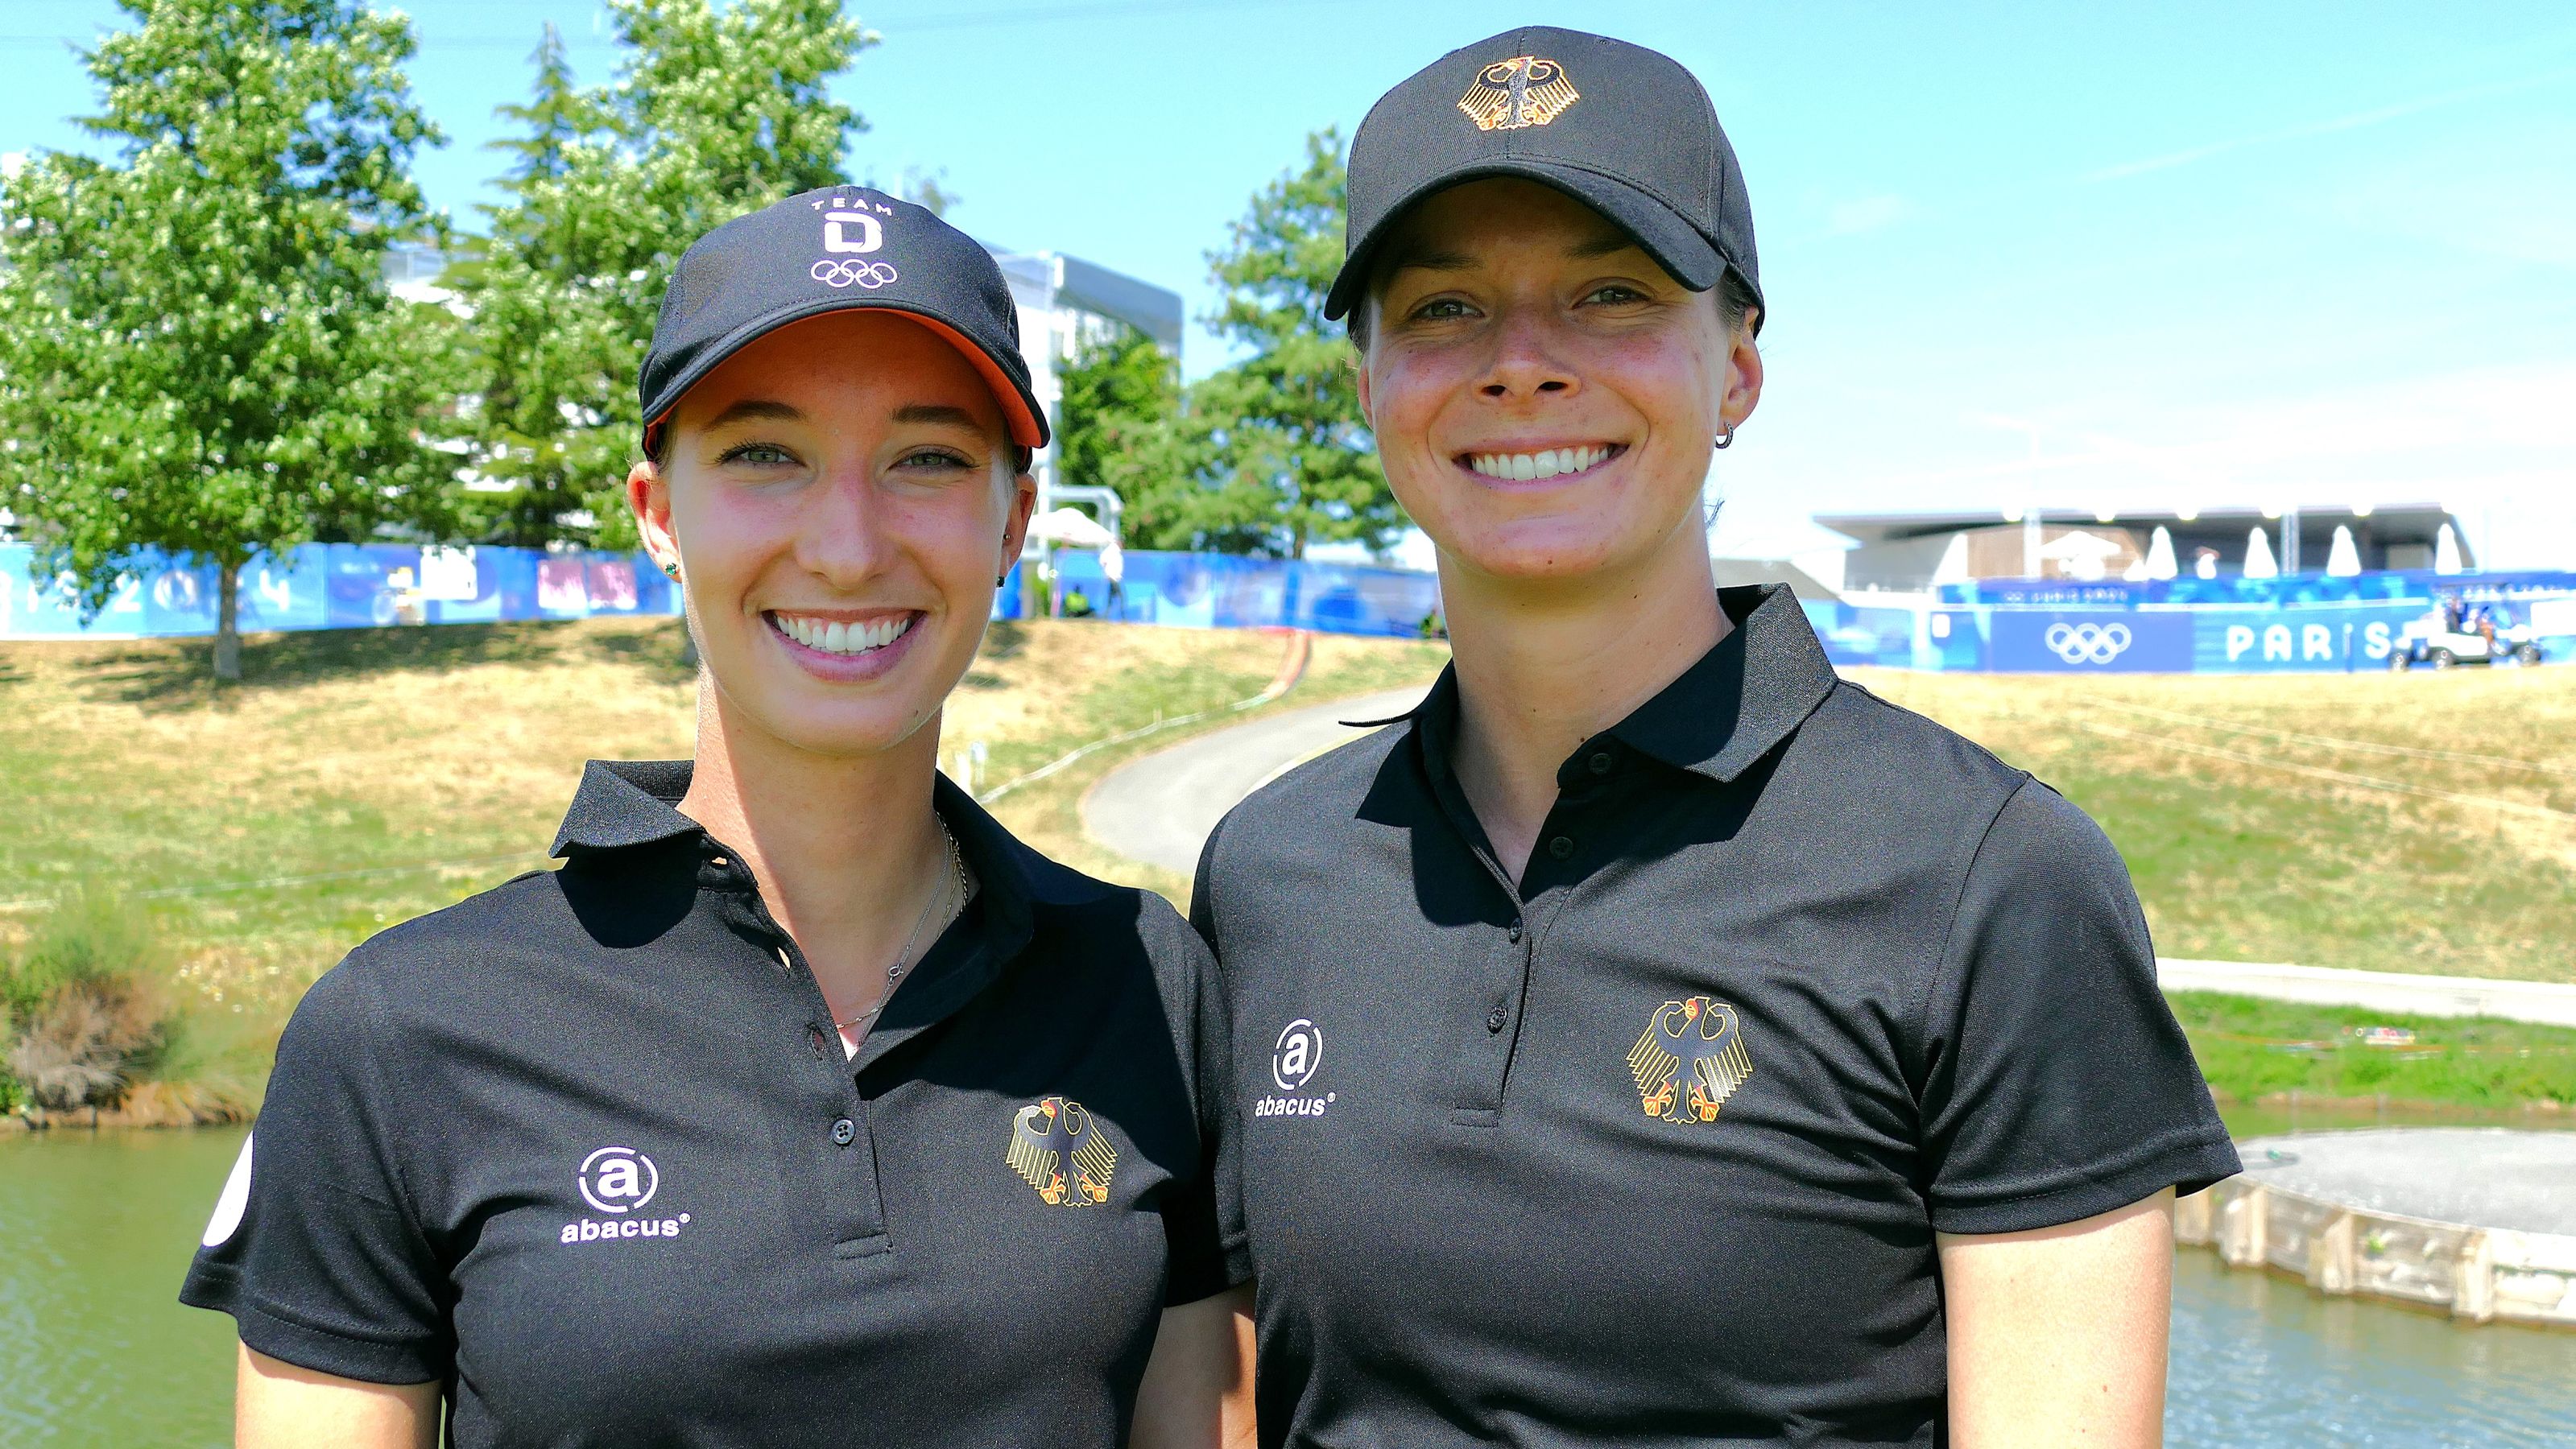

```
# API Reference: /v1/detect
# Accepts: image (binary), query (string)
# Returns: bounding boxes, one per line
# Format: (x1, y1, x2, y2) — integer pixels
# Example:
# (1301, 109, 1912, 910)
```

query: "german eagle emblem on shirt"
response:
(1628, 997, 1752, 1123)
(1458, 55, 1580, 131)
(1007, 1096, 1117, 1205)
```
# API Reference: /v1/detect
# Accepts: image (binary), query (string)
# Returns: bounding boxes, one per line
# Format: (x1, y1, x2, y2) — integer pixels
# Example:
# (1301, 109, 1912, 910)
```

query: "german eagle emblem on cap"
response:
(1007, 1096, 1117, 1205)
(1458, 55, 1579, 131)
(1628, 997, 1752, 1123)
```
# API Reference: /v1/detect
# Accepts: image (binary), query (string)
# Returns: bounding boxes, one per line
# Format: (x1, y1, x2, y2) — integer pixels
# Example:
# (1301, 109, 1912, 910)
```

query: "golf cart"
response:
(2388, 607, 2544, 670)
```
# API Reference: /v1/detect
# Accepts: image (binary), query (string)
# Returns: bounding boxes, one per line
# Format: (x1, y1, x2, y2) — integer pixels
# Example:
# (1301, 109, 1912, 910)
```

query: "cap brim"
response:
(1326, 160, 1726, 323)
(641, 299, 1048, 457)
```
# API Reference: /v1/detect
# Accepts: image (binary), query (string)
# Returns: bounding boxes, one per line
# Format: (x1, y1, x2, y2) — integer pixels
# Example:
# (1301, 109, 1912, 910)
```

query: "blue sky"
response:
(5, 1, 2572, 567)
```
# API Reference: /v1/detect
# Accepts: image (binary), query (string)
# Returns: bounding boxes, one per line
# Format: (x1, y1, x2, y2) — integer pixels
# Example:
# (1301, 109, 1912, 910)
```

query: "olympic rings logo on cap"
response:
(2043, 621, 2133, 665)
(811, 258, 899, 290)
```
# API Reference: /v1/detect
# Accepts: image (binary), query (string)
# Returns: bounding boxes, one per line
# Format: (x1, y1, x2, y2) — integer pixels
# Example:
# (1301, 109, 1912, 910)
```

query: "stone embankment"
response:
(2177, 1129, 2576, 1328)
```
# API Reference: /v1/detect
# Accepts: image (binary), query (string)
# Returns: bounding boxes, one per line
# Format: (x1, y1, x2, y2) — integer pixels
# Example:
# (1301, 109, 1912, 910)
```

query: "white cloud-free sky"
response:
(5, 1, 2570, 565)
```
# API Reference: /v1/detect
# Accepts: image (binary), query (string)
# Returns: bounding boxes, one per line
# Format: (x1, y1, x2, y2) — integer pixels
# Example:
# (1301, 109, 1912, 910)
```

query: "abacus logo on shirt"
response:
(1255, 1018, 1334, 1119)
(559, 1146, 691, 1245)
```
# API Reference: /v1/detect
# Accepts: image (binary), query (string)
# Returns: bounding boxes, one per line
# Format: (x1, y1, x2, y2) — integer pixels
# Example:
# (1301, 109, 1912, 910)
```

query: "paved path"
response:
(1084, 691, 2576, 1028)
(2156, 959, 2576, 1029)
(1081, 687, 1429, 876)
(2235, 1129, 2576, 1236)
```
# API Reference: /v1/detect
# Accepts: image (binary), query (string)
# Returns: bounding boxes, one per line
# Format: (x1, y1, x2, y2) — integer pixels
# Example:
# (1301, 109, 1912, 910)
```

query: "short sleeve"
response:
(1916, 779, 2239, 1236)
(179, 961, 453, 1383)
(1184, 817, 1252, 1293)
(1146, 893, 1250, 1305)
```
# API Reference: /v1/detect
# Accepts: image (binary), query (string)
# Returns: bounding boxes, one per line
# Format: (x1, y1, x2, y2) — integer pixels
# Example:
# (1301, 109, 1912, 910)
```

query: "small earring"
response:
(661, 559, 680, 579)
(1713, 426, 1735, 451)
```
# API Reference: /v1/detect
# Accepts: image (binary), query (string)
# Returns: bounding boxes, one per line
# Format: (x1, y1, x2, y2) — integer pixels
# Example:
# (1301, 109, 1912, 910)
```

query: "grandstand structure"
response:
(1819, 502, 2472, 594)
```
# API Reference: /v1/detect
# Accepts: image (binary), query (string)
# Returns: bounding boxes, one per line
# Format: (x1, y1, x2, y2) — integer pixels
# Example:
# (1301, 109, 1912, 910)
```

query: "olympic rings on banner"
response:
(810, 258, 899, 290)
(2044, 621, 2133, 665)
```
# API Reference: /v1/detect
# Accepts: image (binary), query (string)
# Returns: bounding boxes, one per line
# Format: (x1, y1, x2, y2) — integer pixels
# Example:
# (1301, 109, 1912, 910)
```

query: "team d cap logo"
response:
(809, 192, 898, 291)
(1458, 55, 1580, 131)
(1008, 1096, 1118, 1206)
(1627, 997, 1752, 1124)
(577, 1146, 660, 1214)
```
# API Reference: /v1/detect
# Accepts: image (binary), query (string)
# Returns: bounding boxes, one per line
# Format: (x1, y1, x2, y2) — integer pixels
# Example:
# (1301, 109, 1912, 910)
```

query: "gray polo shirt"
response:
(184, 762, 1240, 1447)
(1193, 584, 2238, 1447)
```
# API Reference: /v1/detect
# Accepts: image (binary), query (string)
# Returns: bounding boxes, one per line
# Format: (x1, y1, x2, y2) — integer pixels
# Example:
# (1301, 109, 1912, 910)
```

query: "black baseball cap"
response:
(1328, 27, 1762, 332)
(639, 185, 1049, 456)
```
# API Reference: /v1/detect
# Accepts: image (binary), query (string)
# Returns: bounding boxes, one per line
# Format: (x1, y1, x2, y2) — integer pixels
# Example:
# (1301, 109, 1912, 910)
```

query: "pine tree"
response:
(0, 0, 455, 681)
(1186, 129, 1400, 559)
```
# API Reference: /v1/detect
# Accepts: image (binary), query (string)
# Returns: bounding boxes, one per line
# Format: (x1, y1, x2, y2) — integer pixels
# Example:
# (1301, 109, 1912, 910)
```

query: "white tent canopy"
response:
(2145, 526, 2178, 580)
(2243, 526, 2279, 579)
(1024, 506, 1117, 550)
(2435, 523, 2463, 575)
(2326, 525, 2363, 576)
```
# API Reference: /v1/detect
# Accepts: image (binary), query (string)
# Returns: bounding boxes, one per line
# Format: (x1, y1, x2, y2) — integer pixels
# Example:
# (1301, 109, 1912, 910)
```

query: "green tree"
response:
(1185, 128, 1399, 559)
(457, 0, 870, 548)
(0, 0, 455, 681)
(1056, 325, 1197, 550)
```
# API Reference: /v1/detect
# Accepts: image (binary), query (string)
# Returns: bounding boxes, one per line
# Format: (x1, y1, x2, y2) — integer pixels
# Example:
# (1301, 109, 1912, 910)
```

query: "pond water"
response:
(3, 1117, 2572, 1447)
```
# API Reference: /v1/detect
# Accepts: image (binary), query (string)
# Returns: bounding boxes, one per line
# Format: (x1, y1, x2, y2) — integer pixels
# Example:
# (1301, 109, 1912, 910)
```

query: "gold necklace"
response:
(833, 820, 970, 1034)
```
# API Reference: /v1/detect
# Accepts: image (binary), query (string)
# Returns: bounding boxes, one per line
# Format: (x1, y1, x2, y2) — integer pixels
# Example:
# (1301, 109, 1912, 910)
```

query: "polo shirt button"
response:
(830, 1117, 856, 1146)
(1587, 751, 1614, 776)
(1486, 1005, 1508, 1034)
(1548, 835, 1575, 860)
(1507, 919, 1524, 943)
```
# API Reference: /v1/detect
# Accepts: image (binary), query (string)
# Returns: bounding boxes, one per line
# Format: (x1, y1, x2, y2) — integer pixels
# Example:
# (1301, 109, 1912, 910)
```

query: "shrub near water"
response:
(1, 894, 171, 1115)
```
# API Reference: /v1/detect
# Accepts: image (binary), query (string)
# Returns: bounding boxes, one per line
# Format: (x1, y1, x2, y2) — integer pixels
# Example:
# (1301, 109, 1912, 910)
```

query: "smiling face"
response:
(628, 309, 1036, 761)
(1356, 178, 1762, 593)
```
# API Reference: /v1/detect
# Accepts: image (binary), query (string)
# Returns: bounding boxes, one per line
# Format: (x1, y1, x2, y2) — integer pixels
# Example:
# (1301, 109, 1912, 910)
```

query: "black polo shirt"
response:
(182, 761, 1239, 1448)
(1192, 584, 2239, 1448)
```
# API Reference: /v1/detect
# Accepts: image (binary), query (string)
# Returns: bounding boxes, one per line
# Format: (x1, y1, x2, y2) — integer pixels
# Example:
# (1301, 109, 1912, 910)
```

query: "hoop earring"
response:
(1713, 426, 1735, 451)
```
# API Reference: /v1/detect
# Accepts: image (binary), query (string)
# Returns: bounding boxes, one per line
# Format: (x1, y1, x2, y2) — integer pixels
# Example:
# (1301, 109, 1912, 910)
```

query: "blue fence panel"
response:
(1035, 550, 1444, 638)
(2, 542, 681, 639)
(12, 538, 2572, 676)
(1986, 609, 2197, 673)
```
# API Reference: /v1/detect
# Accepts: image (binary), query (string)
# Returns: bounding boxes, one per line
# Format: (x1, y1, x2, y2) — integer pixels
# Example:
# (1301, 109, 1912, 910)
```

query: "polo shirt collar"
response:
(551, 758, 701, 857)
(1605, 584, 1838, 784)
(1412, 583, 1836, 790)
(544, 758, 1040, 1024)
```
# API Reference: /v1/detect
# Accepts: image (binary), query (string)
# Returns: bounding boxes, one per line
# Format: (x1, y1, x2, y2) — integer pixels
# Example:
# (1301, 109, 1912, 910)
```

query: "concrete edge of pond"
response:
(2180, 1129, 2576, 1329)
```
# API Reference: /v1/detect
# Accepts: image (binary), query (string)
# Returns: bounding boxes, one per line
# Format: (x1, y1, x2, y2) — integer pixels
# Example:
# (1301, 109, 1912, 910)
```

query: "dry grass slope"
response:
(0, 618, 1449, 1081)
(1854, 666, 2576, 982)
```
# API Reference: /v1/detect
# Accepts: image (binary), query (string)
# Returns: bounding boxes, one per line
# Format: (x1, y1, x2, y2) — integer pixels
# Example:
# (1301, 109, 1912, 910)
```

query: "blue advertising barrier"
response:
(9, 539, 2568, 676)
(1800, 591, 2575, 674)
(0, 542, 680, 639)
(1007, 549, 1444, 639)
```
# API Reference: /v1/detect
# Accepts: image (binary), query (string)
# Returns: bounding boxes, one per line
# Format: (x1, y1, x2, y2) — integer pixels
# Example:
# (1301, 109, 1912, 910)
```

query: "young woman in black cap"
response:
(1193, 27, 2236, 1448)
(184, 189, 1250, 1447)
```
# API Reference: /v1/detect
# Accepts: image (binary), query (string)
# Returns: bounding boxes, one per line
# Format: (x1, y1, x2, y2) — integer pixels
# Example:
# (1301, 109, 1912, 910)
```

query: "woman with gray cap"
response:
(1191, 27, 2235, 1447)
(183, 188, 1250, 1447)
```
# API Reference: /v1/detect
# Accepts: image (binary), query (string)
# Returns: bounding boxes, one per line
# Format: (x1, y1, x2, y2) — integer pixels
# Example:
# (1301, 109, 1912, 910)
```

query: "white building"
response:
(986, 248, 1183, 520)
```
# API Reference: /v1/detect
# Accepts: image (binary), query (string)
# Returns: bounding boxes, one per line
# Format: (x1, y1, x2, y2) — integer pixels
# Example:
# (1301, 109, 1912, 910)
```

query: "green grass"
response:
(0, 617, 1449, 1104)
(974, 626, 1450, 898)
(1856, 669, 2576, 982)
(2173, 990, 2576, 1113)
(10, 621, 2576, 1118)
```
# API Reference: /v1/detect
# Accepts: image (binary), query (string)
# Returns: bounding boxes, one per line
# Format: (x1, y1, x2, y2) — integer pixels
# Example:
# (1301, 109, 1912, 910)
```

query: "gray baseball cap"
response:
(1328, 27, 1762, 332)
